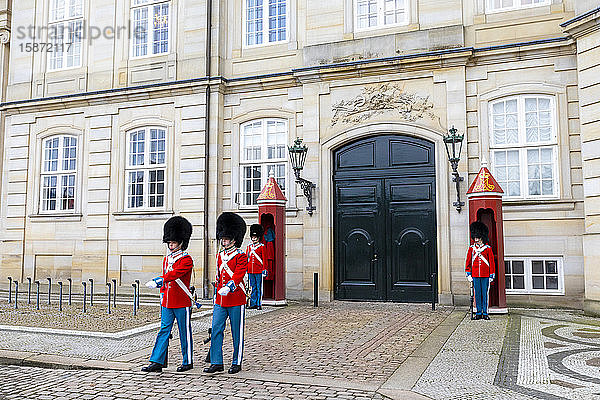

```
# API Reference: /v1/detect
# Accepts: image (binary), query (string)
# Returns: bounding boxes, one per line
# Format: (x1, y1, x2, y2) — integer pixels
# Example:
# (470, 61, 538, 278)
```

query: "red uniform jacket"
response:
(465, 244, 496, 278)
(246, 242, 265, 274)
(160, 250, 194, 308)
(215, 247, 248, 307)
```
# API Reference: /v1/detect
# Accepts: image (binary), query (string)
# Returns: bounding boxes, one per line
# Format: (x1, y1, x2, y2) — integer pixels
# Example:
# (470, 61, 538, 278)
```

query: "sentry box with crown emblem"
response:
(256, 171, 287, 305)
(466, 161, 508, 314)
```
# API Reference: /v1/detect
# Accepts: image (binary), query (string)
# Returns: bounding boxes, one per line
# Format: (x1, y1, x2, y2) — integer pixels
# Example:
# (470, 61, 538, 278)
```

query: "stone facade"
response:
(0, 0, 597, 310)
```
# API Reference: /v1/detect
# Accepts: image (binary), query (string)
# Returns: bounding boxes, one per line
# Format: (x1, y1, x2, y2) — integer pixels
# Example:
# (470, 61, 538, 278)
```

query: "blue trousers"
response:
(210, 304, 245, 366)
(150, 306, 193, 366)
(473, 277, 490, 316)
(248, 273, 263, 307)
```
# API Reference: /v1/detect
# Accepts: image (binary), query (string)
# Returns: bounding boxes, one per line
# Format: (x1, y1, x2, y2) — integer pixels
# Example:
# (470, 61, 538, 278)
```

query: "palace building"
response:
(0, 0, 599, 312)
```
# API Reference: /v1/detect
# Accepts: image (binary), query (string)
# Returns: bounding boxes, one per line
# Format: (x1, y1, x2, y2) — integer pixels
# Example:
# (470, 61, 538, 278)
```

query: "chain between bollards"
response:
(82, 281, 87, 313)
(35, 281, 40, 310)
(58, 281, 63, 312)
(8, 277, 12, 303)
(112, 278, 117, 308)
(67, 278, 72, 305)
(106, 282, 111, 314)
(47, 277, 52, 305)
(27, 277, 32, 304)
(14, 281, 18, 309)
(89, 278, 94, 306)
(313, 272, 318, 308)
(132, 283, 137, 316)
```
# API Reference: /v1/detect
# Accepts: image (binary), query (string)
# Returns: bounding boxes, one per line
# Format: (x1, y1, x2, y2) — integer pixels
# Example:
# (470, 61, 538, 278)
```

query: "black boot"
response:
(141, 362, 163, 372)
(228, 364, 242, 374)
(203, 364, 224, 373)
(177, 363, 193, 372)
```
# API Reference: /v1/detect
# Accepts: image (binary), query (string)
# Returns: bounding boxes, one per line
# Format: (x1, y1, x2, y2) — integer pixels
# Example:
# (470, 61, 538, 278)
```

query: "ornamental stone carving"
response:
(0, 30, 9, 45)
(331, 84, 436, 126)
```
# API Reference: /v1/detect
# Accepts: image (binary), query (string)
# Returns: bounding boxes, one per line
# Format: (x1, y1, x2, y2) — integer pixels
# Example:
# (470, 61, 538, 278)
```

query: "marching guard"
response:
(204, 212, 249, 374)
(465, 221, 496, 320)
(246, 224, 266, 309)
(142, 216, 195, 372)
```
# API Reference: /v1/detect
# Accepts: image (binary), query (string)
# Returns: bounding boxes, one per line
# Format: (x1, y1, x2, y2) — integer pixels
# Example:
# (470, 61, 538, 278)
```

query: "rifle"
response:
(469, 280, 475, 320)
(204, 327, 212, 363)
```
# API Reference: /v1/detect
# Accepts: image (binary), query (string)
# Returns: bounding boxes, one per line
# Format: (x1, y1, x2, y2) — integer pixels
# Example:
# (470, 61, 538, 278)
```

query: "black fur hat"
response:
(469, 221, 489, 244)
(216, 212, 246, 248)
(163, 216, 193, 250)
(249, 224, 264, 238)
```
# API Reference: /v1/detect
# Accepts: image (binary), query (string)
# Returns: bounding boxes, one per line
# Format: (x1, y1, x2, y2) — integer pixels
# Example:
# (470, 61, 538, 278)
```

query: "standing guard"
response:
(465, 221, 496, 320)
(204, 212, 248, 374)
(246, 224, 266, 309)
(142, 216, 195, 373)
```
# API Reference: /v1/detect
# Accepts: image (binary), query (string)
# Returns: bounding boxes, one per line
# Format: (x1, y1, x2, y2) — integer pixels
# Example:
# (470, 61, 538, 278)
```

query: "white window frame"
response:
(239, 118, 289, 208)
(354, 0, 408, 32)
(486, 0, 551, 14)
(125, 127, 167, 211)
(39, 135, 78, 213)
(130, 0, 171, 59)
(47, 0, 84, 71)
(489, 95, 559, 200)
(505, 257, 564, 295)
(243, 0, 288, 48)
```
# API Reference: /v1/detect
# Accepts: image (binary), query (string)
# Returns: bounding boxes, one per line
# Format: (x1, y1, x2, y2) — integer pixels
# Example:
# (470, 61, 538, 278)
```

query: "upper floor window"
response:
(489, 95, 558, 199)
(244, 0, 287, 47)
(240, 119, 287, 206)
(126, 127, 166, 210)
(355, 0, 408, 31)
(48, 0, 83, 70)
(131, 0, 170, 58)
(40, 136, 77, 212)
(486, 0, 550, 13)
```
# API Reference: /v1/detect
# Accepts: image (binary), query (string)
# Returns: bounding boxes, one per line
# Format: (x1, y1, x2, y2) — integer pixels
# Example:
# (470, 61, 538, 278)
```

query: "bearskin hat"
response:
(249, 223, 264, 238)
(216, 212, 246, 248)
(469, 221, 489, 244)
(163, 216, 193, 250)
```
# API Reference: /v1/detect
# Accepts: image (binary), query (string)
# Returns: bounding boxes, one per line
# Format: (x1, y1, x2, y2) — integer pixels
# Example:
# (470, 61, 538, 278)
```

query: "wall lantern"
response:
(288, 137, 316, 216)
(443, 126, 465, 212)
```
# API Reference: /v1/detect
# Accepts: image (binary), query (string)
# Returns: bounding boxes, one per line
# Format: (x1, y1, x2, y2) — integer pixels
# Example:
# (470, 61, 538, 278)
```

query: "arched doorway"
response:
(333, 135, 437, 302)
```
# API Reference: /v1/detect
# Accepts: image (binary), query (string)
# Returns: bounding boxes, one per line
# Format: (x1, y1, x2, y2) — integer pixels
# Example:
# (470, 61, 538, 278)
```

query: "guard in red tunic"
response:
(261, 214, 275, 280)
(246, 224, 266, 309)
(142, 216, 194, 373)
(204, 212, 248, 375)
(465, 221, 496, 320)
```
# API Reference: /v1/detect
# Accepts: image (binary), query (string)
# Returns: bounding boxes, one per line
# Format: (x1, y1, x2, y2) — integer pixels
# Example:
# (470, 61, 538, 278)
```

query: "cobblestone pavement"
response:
(0, 365, 388, 400)
(132, 302, 453, 384)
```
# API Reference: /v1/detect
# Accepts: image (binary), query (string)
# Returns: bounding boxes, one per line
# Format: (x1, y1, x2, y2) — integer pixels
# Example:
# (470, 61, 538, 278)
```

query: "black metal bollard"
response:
(58, 282, 63, 312)
(82, 281, 87, 313)
(35, 281, 40, 310)
(431, 272, 437, 311)
(106, 283, 111, 314)
(8, 277, 12, 303)
(112, 279, 117, 308)
(27, 277, 32, 304)
(135, 280, 140, 309)
(132, 283, 137, 316)
(47, 277, 52, 305)
(314, 272, 318, 308)
(89, 279, 94, 306)
(67, 278, 72, 305)
(14, 281, 18, 309)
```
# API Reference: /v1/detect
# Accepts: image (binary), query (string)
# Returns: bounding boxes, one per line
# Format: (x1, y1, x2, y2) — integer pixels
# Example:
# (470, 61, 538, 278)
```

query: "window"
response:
(131, 0, 170, 58)
(505, 257, 563, 294)
(486, 0, 550, 13)
(240, 119, 288, 206)
(489, 95, 558, 199)
(126, 127, 166, 210)
(355, 0, 407, 31)
(48, 0, 83, 70)
(40, 136, 77, 212)
(244, 0, 287, 47)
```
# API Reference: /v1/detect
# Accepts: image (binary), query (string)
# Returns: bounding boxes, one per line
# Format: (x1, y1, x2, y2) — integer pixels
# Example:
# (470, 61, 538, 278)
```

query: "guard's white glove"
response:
(218, 286, 231, 296)
(145, 280, 158, 289)
(466, 274, 473, 283)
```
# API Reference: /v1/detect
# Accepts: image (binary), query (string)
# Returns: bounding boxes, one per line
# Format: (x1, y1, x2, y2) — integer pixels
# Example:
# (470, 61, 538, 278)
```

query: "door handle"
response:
(371, 253, 378, 262)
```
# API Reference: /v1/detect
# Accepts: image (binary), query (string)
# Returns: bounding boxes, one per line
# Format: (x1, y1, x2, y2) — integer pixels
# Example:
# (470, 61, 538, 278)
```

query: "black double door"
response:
(334, 135, 437, 302)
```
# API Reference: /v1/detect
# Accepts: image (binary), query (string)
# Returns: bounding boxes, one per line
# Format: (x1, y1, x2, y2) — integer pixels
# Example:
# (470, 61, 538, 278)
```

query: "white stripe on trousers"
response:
(485, 279, 491, 315)
(237, 305, 245, 365)
(186, 307, 192, 363)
